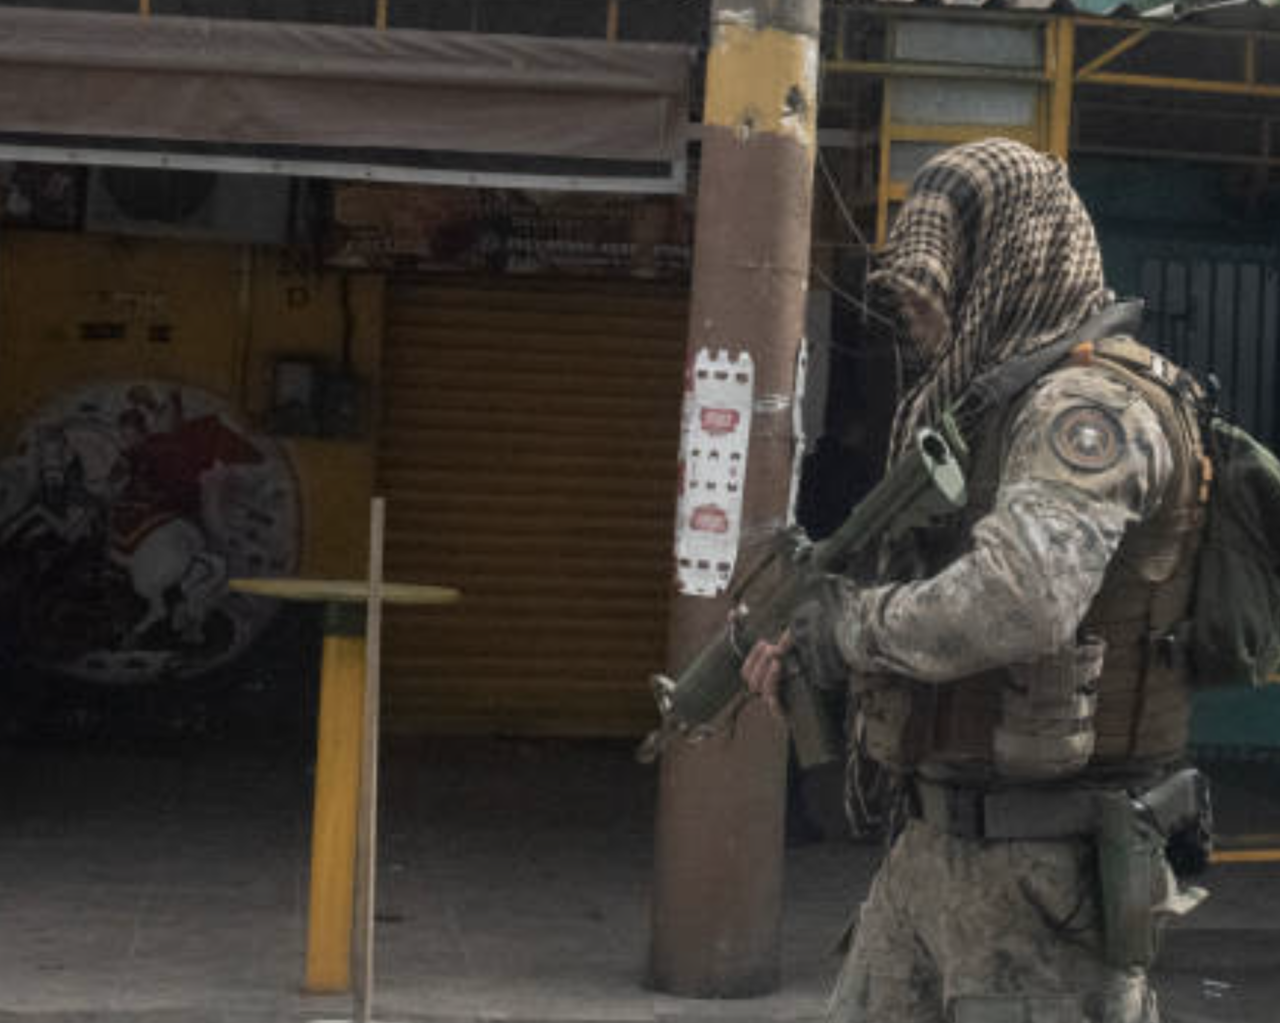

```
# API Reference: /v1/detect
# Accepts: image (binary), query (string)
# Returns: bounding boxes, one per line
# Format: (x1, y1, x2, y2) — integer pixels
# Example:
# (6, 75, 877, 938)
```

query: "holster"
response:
(1096, 769, 1211, 969)
(910, 769, 1211, 970)
(1096, 791, 1166, 968)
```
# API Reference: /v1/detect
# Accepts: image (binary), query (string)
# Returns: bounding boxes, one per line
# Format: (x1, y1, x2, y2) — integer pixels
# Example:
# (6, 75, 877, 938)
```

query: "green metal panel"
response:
(1075, 158, 1280, 449)
(1191, 689, 1280, 760)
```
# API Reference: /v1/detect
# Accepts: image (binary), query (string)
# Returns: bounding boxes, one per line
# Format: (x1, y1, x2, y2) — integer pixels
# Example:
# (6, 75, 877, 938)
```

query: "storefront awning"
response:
(0, 8, 693, 193)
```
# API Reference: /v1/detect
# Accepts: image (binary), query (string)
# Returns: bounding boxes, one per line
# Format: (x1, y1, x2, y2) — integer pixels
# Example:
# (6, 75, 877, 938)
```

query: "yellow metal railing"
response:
(828, 9, 1280, 245)
(842, 19, 1069, 245)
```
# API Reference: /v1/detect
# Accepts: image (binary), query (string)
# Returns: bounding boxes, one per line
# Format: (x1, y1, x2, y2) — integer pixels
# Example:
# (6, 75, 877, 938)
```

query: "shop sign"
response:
(328, 183, 691, 279)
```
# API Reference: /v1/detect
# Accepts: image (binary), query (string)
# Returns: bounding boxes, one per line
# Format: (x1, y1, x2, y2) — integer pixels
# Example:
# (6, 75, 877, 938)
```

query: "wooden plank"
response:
(353, 497, 387, 1023)
(229, 578, 459, 605)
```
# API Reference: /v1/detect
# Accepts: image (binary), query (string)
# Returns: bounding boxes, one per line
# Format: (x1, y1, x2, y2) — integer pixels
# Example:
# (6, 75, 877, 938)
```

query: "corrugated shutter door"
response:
(378, 276, 688, 736)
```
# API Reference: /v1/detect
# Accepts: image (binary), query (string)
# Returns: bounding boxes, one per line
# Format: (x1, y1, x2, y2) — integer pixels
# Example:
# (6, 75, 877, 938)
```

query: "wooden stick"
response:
(353, 497, 387, 1023)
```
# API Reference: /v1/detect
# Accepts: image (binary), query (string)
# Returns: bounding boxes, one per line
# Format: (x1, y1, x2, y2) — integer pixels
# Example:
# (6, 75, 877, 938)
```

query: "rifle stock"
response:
(642, 427, 967, 764)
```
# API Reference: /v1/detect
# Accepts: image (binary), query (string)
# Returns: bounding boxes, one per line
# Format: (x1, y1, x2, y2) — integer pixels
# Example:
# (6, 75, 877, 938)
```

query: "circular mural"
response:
(0, 381, 300, 684)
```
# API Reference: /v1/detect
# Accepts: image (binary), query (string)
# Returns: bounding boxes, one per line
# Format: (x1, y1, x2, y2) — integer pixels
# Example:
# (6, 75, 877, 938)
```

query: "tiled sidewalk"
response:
(1, 740, 1278, 1023)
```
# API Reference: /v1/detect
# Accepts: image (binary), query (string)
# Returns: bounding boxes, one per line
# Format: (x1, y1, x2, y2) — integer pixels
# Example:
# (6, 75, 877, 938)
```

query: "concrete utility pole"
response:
(650, 0, 822, 998)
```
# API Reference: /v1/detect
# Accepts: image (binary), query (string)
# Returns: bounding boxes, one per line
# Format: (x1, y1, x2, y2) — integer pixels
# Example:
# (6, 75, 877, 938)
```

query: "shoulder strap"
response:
(950, 299, 1146, 436)
(1086, 336, 1207, 407)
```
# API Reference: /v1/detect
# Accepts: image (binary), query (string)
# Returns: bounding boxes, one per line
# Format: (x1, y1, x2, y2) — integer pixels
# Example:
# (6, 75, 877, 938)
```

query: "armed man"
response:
(741, 138, 1212, 1022)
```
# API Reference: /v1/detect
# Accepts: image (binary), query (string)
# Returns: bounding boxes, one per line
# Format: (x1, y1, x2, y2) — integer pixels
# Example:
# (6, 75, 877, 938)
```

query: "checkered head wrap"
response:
(875, 138, 1111, 460)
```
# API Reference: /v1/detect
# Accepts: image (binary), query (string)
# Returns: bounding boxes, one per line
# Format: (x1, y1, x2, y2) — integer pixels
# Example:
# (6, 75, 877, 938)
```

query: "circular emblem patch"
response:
(1050, 405, 1125, 473)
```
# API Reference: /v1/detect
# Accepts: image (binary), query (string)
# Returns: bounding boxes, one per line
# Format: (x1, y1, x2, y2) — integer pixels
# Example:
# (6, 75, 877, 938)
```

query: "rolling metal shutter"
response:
(378, 276, 688, 736)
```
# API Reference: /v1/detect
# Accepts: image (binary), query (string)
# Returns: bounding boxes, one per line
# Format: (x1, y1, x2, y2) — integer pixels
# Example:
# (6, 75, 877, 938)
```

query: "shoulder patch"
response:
(1049, 405, 1126, 472)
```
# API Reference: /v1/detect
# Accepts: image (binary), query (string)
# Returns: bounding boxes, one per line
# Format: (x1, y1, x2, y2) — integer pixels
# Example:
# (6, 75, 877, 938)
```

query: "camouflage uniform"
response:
(828, 822, 1166, 1023)
(786, 138, 1208, 1023)
(826, 364, 1192, 1023)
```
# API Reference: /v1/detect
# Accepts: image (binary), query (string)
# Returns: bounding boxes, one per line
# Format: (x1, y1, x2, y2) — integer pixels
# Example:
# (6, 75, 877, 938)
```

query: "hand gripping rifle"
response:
(638, 426, 968, 767)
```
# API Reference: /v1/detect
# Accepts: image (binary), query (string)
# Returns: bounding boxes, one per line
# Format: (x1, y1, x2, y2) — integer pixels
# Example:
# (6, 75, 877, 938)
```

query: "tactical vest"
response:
(864, 338, 1208, 786)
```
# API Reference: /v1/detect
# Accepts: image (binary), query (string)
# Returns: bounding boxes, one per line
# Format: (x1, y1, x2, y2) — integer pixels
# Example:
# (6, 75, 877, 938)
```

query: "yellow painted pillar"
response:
(229, 575, 458, 996)
(305, 606, 368, 993)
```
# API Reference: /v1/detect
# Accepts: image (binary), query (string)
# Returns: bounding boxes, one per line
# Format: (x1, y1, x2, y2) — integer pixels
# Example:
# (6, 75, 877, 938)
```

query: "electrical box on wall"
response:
(268, 357, 365, 440)
(318, 371, 363, 439)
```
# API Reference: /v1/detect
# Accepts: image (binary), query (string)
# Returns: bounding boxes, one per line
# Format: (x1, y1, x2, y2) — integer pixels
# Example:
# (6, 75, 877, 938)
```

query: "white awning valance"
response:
(0, 8, 692, 192)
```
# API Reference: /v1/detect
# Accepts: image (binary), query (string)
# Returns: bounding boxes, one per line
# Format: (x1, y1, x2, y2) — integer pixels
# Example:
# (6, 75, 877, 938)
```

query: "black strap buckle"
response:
(913, 780, 987, 839)
(1149, 622, 1192, 671)
(945, 786, 986, 840)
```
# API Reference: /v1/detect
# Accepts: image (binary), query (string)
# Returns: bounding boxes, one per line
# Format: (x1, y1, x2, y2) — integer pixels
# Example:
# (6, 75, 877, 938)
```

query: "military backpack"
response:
(1189, 413, 1280, 688)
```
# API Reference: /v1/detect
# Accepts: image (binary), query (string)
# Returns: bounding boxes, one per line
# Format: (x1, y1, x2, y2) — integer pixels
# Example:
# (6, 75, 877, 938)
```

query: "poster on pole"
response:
(673, 349, 753, 598)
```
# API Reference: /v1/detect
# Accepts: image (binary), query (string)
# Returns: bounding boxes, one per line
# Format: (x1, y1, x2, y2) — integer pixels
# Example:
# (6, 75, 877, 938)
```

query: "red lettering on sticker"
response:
(690, 505, 730, 534)
(700, 407, 740, 435)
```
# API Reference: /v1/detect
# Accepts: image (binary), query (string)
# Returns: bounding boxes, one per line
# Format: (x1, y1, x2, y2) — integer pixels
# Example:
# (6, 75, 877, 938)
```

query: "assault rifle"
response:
(639, 426, 968, 767)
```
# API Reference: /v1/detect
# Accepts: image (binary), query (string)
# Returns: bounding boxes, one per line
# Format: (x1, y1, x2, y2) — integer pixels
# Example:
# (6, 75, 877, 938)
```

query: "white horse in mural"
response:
(106, 405, 263, 648)
(113, 518, 228, 645)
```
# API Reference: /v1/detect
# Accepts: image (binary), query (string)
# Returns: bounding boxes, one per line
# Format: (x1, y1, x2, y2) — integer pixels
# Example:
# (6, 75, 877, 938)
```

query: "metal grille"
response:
(1140, 256, 1280, 449)
(377, 276, 688, 736)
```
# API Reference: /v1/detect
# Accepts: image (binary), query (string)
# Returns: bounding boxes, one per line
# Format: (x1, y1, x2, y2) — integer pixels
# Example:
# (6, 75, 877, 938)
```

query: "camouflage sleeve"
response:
(835, 365, 1174, 682)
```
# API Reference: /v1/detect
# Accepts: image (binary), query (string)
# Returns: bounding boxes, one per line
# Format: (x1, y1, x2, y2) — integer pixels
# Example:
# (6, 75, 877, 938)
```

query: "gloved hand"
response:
(785, 577, 851, 693)
(741, 575, 853, 718)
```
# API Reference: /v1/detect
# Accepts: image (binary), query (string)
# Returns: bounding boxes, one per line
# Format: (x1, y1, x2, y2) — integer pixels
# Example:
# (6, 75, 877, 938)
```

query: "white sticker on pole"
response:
(674, 349, 753, 597)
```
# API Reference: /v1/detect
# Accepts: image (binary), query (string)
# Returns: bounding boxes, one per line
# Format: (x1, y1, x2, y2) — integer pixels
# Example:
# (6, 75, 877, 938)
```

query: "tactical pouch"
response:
(781, 669, 845, 770)
(853, 674, 930, 771)
(1095, 791, 1169, 969)
(994, 638, 1104, 781)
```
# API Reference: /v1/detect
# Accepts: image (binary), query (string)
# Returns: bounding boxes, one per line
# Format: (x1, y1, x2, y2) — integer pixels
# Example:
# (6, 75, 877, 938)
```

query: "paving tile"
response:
(2, 742, 1280, 1023)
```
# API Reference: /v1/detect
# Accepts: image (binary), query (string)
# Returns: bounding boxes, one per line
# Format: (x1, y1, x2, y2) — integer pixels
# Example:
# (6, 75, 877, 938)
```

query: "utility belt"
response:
(912, 778, 1097, 841)
(909, 769, 1213, 969)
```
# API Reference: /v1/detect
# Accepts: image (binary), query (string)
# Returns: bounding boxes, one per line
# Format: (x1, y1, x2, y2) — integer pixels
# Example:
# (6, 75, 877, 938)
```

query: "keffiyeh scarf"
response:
(874, 138, 1111, 462)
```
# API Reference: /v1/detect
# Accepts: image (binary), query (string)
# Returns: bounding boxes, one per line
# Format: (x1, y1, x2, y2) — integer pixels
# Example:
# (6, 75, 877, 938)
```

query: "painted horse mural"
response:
(0, 382, 300, 684)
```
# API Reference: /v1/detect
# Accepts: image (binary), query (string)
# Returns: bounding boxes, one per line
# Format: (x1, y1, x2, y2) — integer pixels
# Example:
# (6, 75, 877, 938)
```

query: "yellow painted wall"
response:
(0, 229, 383, 579)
